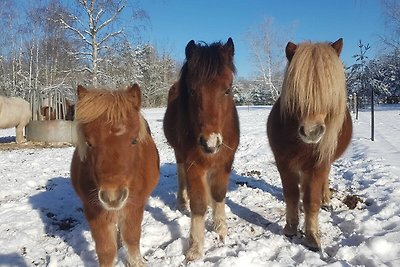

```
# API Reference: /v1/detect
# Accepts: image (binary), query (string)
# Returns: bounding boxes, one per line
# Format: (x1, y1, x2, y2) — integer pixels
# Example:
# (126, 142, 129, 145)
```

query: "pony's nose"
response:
(299, 124, 326, 144)
(98, 187, 129, 210)
(199, 133, 222, 154)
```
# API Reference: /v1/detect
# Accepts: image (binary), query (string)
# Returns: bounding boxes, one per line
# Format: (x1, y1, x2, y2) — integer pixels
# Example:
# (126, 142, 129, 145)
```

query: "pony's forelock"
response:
(280, 41, 348, 163)
(75, 89, 148, 161)
(76, 89, 139, 124)
(180, 41, 236, 90)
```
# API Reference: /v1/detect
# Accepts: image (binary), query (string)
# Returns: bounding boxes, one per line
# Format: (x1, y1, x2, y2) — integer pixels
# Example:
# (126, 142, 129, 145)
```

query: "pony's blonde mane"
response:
(76, 89, 139, 124)
(280, 42, 347, 163)
(75, 89, 148, 161)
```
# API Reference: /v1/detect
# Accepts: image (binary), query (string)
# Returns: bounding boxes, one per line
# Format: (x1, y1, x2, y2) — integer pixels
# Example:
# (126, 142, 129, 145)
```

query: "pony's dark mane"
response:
(179, 41, 236, 96)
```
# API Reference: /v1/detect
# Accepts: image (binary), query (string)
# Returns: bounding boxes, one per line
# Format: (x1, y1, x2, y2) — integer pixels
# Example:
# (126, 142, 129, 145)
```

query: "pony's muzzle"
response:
(298, 124, 326, 144)
(199, 133, 223, 154)
(98, 187, 129, 210)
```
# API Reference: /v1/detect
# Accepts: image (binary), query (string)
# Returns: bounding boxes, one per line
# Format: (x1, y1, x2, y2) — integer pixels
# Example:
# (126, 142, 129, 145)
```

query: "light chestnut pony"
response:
(0, 95, 31, 143)
(70, 84, 159, 267)
(267, 39, 352, 251)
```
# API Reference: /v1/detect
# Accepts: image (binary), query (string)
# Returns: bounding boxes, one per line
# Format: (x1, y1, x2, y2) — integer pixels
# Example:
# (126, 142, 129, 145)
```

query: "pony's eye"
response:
(225, 88, 231, 95)
(85, 141, 93, 148)
(189, 89, 195, 96)
(131, 138, 138, 145)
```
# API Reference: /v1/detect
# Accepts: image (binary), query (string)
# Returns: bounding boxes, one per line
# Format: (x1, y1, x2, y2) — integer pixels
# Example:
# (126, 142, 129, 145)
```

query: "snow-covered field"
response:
(0, 105, 399, 267)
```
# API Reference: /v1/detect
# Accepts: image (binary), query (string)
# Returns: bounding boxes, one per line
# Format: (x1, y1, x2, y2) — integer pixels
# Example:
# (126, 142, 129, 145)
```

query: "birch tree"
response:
(57, 0, 137, 86)
(247, 17, 292, 103)
(381, 0, 400, 50)
(0, 0, 18, 96)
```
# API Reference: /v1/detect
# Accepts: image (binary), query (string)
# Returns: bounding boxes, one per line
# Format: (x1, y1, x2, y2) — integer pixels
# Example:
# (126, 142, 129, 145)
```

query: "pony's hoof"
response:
(126, 254, 145, 267)
(185, 246, 203, 261)
(127, 261, 145, 267)
(283, 223, 298, 237)
(177, 197, 190, 214)
(321, 197, 331, 208)
(304, 233, 321, 252)
(321, 204, 333, 212)
(177, 204, 190, 215)
(214, 221, 227, 242)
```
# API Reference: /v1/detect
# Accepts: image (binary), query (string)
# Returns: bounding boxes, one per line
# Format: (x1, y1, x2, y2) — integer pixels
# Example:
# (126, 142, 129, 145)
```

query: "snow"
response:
(1, 105, 400, 267)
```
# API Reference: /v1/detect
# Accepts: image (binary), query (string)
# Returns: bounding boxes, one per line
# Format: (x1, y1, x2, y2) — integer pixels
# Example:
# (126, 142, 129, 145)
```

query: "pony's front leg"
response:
(209, 168, 230, 242)
(278, 167, 300, 237)
(302, 167, 329, 251)
(15, 124, 26, 143)
(86, 211, 118, 267)
(120, 205, 145, 267)
(176, 163, 189, 212)
(186, 165, 208, 261)
(321, 167, 332, 208)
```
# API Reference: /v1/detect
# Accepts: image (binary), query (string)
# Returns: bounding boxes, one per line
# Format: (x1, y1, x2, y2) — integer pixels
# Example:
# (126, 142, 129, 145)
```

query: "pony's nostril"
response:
(119, 188, 129, 202)
(315, 124, 326, 136)
(99, 190, 109, 204)
(299, 126, 306, 137)
(216, 137, 222, 148)
(199, 136, 208, 148)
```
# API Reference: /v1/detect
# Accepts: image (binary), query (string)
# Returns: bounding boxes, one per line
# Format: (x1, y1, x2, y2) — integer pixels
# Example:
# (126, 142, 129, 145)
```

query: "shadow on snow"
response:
(28, 176, 96, 266)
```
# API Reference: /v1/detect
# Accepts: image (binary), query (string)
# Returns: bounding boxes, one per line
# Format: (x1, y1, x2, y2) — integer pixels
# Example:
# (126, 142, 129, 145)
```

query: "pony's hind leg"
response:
(177, 163, 189, 212)
(279, 167, 300, 237)
(15, 124, 26, 143)
(185, 166, 208, 261)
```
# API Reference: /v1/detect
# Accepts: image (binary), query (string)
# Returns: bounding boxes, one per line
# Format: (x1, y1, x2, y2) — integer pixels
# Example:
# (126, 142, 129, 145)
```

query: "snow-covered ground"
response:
(0, 105, 399, 267)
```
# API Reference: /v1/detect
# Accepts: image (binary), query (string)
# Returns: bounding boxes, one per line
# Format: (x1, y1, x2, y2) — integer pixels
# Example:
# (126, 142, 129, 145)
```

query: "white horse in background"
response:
(0, 95, 32, 143)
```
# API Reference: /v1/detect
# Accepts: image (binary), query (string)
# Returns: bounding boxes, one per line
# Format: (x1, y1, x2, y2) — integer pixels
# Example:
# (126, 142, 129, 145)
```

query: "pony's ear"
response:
(285, 42, 297, 61)
(225, 37, 235, 56)
(185, 40, 196, 60)
(77, 85, 88, 100)
(331, 38, 343, 56)
(127, 83, 142, 109)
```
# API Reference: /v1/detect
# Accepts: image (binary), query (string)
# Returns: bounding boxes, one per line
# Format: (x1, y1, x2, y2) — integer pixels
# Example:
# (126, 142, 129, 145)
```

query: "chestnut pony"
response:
(70, 84, 159, 267)
(163, 38, 240, 260)
(267, 39, 352, 251)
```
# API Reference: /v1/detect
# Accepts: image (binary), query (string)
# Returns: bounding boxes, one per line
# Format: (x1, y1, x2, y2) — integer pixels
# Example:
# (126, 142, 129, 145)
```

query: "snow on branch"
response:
(58, 18, 92, 46)
(97, 1, 127, 32)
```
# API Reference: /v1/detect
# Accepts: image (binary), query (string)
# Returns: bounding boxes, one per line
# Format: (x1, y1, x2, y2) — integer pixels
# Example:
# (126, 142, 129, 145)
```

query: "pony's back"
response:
(0, 96, 31, 129)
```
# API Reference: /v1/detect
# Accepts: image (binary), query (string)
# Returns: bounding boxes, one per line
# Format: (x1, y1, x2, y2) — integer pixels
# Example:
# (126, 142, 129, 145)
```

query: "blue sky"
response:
(136, 0, 385, 78)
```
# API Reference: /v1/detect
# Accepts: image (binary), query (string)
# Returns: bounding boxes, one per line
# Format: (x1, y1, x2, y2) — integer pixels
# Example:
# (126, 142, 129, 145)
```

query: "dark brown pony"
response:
(39, 106, 56, 120)
(267, 39, 352, 251)
(39, 100, 75, 120)
(70, 84, 159, 266)
(163, 38, 240, 260)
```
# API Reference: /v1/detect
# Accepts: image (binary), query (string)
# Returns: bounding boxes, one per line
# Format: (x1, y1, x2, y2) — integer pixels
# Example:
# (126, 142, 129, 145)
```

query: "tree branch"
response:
(58, 18, 92, 46)
(97, 0, 127, 32)
(98, 30, 123, 46)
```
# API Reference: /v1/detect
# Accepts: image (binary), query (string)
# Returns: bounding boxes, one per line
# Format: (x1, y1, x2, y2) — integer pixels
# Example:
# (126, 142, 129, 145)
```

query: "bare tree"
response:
(381, 0, 400, 50)
(57, 0, 144, 86)
(247, 17, 293, 102)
